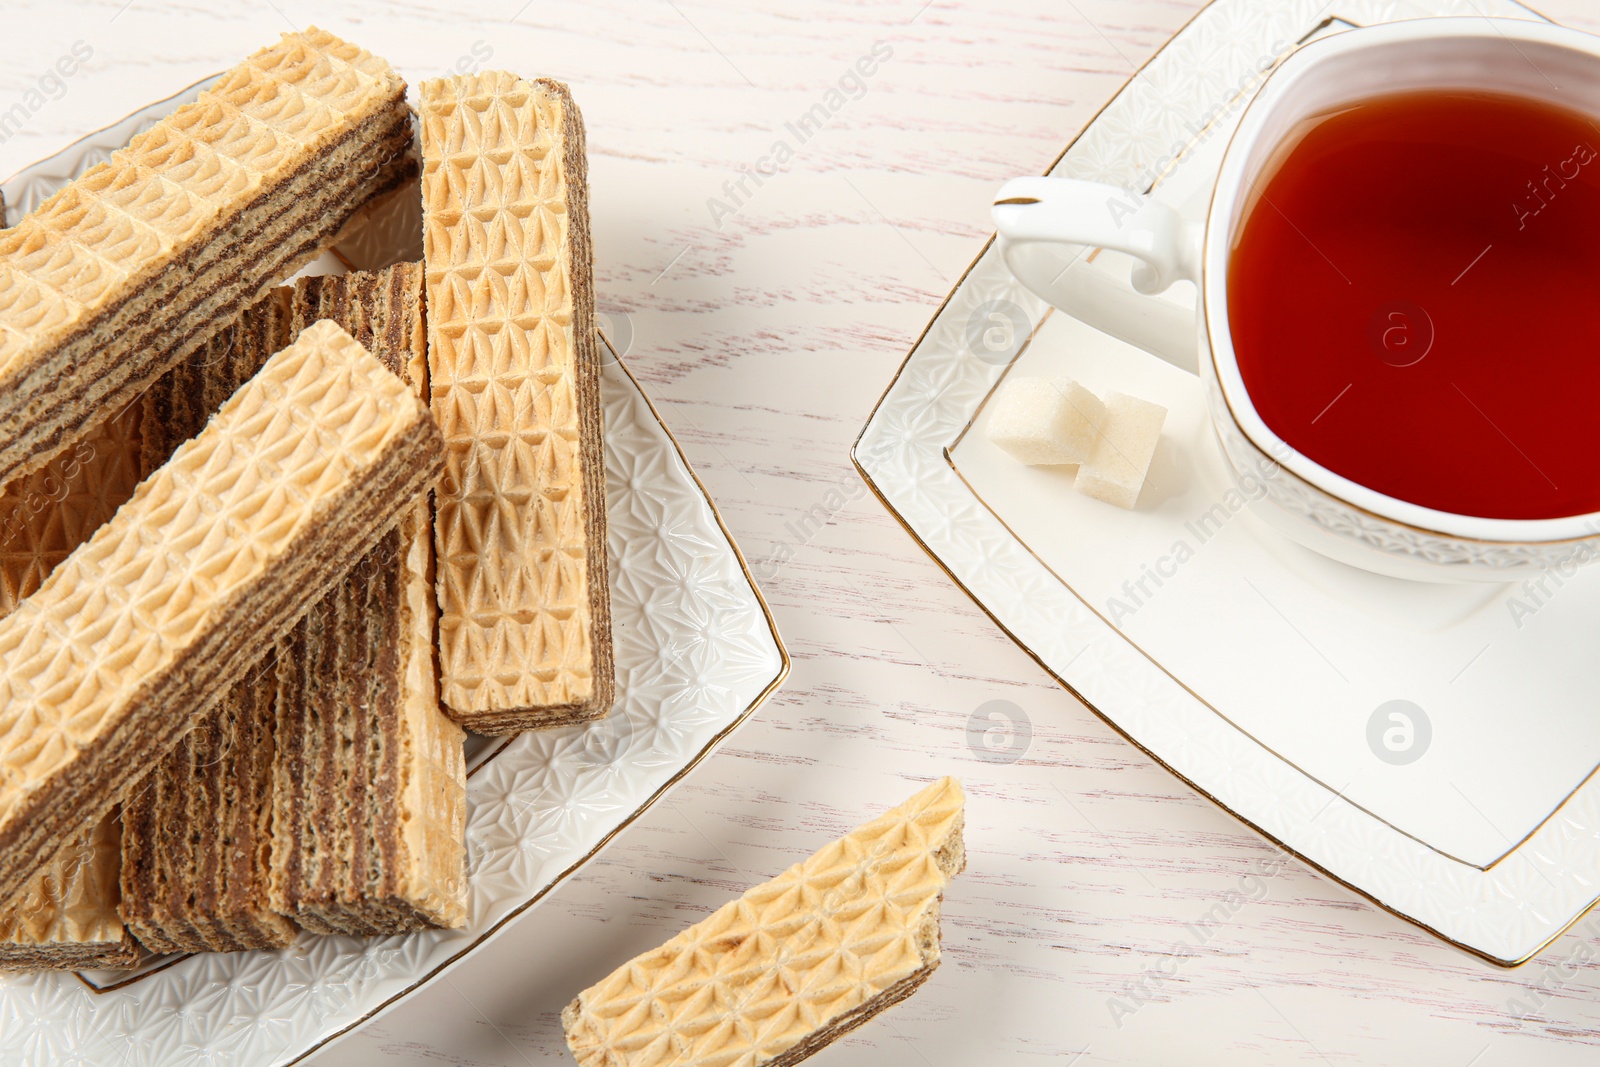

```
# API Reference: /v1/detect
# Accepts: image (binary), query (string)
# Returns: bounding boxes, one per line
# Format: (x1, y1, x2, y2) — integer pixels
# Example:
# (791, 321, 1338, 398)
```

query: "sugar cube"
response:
(1076, 392, 1167, 509)
(986, 377, 1106, 466)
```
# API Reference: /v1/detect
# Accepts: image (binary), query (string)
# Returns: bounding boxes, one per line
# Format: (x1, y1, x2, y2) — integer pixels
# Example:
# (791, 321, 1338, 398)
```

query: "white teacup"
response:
(992, 17, 1600, 583)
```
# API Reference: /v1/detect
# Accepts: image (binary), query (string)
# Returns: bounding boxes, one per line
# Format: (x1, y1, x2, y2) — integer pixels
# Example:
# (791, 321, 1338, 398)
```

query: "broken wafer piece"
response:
(419, 72, 614, 734)
(0, 26, 414, 487)
(0, 319, 443, 911)
(118, 266, 467, 947)
(563, 777, 966, 1067)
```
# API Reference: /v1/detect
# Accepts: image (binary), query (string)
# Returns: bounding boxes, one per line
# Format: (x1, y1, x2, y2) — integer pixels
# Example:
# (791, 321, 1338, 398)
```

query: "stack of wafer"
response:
(0, 316, 442, 913)
(0, 31, 451, 965)
(0, 28, 626, 978)
(118, 267, 468, 950)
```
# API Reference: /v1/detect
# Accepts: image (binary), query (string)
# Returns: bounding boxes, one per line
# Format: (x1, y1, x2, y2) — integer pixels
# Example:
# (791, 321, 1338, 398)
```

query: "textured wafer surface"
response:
(0, 26, 413, 488)
(562, 777, 966, 1067)
(419, 72, 613, 733)
(0, 319, 443, 911)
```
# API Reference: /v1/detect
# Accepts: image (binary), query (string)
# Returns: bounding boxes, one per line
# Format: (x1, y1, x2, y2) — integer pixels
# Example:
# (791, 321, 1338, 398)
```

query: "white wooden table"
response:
(7, 2, 1600, 1063)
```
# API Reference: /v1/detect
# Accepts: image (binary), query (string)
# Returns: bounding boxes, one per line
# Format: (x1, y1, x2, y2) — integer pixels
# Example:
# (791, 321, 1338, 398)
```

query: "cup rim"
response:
(1203, 16, 1600, 545)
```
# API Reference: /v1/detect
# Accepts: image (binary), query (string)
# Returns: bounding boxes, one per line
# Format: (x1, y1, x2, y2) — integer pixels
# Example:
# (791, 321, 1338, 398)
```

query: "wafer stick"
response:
(118, 266, 466, 948)
(0, 201, 143, 969)
(118, 655, 292, 955)
(418, 72, 613, 733)
(269, 267, 467, 933)
(563, 778, 967, 1067)
(0, 320, 442, 911)
(0, 27, 414, 487)
(270, 499, 468, 933)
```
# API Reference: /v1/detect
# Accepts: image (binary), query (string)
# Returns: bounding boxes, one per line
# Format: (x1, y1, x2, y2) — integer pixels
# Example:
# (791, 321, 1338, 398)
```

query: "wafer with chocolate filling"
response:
(118, 653, 292, 954)
(418, 72, 613, 733)
(0, 27, 414, 487)
(563, 778, 966, 1067)
(269, 494, 467, 934)
(118, 266, 467, 947)
(0, 319, 442, 911)
(269, 267, 467, 933)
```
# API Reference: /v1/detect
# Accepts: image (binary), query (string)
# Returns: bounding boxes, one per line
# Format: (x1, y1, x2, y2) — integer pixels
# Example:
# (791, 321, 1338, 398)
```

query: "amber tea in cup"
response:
(1228, 88, 1600, 520)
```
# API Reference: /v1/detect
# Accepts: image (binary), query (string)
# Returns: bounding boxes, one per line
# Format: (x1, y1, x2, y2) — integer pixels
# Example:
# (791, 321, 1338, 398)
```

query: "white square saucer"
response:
(855, 0, 1598, 965)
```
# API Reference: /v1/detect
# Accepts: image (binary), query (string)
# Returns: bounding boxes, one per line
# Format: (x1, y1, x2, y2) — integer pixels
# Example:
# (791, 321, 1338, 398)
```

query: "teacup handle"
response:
(993, 176, 1205, 374)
